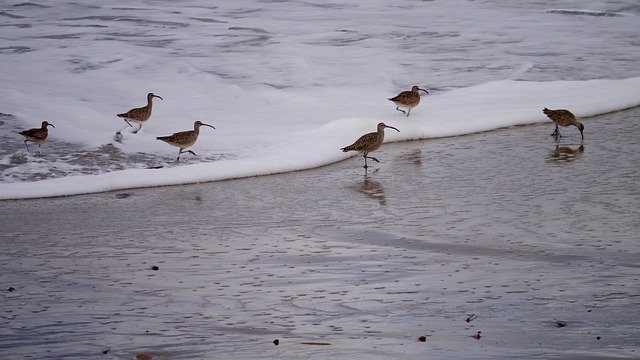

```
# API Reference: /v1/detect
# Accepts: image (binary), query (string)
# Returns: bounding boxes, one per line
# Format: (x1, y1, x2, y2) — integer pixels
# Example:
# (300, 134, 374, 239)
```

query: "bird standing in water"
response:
(543, 107, 584, 141)
(389, 85, 429, 117)
(19, 121, 55, 152)
(117, 92, 163, 133)
(341, 122, 400, 168)
(156, 121, 215, 162)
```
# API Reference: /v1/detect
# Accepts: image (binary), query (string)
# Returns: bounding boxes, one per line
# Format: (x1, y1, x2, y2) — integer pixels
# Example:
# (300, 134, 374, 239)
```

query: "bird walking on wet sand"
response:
(543, 108, 584, 141)
(156, 121, 215, 161)
(341, 122, 399, 168)
(117, 92, 163, 133)
(389, 85, 429, 117)
(19, 121, 54, 152)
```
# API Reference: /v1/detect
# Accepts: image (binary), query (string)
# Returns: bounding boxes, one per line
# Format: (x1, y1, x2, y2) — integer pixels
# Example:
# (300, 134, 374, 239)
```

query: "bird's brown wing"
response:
(19, 128, 47, 141)
(118, 106, 148, 120)
(342, 132, 377, 152)
(389, 90, 418, 104)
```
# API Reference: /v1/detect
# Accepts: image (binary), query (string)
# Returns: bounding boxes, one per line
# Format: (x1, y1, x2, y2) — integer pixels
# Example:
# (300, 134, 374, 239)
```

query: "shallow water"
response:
(1, 107, 638, 359)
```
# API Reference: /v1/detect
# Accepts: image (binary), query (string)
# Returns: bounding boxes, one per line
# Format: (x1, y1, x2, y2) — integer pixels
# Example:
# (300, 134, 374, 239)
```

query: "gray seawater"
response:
(1, 106, 638, 359)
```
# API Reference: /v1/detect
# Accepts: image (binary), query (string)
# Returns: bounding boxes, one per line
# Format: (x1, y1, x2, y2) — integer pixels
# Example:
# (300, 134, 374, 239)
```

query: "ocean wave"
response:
(2, 77, 639, 199)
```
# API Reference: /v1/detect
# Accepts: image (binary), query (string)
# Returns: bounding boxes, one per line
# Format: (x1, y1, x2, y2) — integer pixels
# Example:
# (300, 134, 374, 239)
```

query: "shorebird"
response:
(117, 92, 163, 133)
(19, 121, 54, 151)
(156, 121, 215, 161)
(543, 108, 584, 140)
(389, 85, 429, 117)
(341, 122, 399, 168)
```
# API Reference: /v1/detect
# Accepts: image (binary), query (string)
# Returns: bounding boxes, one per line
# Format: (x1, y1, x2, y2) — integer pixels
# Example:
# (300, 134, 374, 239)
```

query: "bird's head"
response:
(379, 122, 399, 132)
(412, 85, 429, 94)
(577, 122, 584, 140)
(195, 121, 215, 130)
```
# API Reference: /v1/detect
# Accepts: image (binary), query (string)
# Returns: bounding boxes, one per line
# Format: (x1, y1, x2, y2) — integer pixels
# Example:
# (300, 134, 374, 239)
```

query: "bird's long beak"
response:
(385, 125, 400, 132)
(49, 123, 55, 128)
(154, 95, 163, 100)
(203, 123, 215, 129)
(419, 88, 429, 94)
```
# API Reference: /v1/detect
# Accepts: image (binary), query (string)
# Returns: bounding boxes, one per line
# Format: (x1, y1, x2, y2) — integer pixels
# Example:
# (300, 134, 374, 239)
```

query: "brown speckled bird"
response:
(389, 85, 429, 117)
(341, 122, 399, 168)
(543, 107, 584, 140)
(156, 121, 215, 161)
(117, 92, 163, 133)
(19, 121, 55, 151)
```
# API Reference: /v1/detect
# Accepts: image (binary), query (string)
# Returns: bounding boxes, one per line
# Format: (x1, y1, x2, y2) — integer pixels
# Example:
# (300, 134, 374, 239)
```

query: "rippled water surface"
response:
(1, 107, 638, 359)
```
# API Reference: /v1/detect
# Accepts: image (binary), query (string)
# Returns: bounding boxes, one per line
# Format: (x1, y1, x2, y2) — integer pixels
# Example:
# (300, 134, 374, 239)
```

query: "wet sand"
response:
(1, 107, 639, 359)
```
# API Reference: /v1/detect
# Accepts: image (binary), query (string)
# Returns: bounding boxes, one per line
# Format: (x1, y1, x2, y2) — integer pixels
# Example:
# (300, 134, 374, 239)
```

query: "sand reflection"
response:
(550, 144, 584, 162)
(355, 176, 386, 205)
(398, 149, 423, 166)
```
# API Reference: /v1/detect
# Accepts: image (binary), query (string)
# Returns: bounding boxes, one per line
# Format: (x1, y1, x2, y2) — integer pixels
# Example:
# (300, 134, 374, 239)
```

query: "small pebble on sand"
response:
(151, 266, 159, 271)
(418, 336, 427, 342)
(273, 339, 279, 346)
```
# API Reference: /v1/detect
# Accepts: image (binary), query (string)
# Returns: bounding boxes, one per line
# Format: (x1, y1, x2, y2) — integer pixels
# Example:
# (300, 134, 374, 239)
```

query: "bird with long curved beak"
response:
(156, 121, 215, 162)
(389, 85, 429, 117)
(543, 108, 584, 141)
(117, 92, 163, 133)
(19, 121, 55, 152)
(341, 122, 400, 168)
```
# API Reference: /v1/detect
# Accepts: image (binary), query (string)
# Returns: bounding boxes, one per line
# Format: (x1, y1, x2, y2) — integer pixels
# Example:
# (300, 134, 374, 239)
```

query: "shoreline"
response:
(1, 107, 638, 359)
(2, 78, 640, 200)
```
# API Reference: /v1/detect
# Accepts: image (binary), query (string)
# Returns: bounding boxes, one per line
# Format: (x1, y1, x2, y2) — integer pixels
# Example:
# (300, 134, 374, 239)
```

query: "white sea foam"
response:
(1, 77, 640, 199)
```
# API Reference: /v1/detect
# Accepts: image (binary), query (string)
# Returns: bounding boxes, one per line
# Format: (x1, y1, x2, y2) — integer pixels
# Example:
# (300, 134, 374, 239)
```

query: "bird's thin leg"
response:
(133, 124, 142, 134)
(363, 153, 368, 169)
(178, 149, 197, 157)
(395, 106, 406, 114)
(551, 124, 559, 137)
(364, 153, 380, 163)
(23, 140, 30, 152)
(124, 119, 133, 127)
(406, 108, 411, 117)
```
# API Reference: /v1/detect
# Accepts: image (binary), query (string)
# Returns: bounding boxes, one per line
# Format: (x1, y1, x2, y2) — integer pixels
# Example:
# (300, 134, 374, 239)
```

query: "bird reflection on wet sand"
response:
(355, 176, 386, 205)
(550, 144, 584, 162)
(399, 149, 423, 166)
